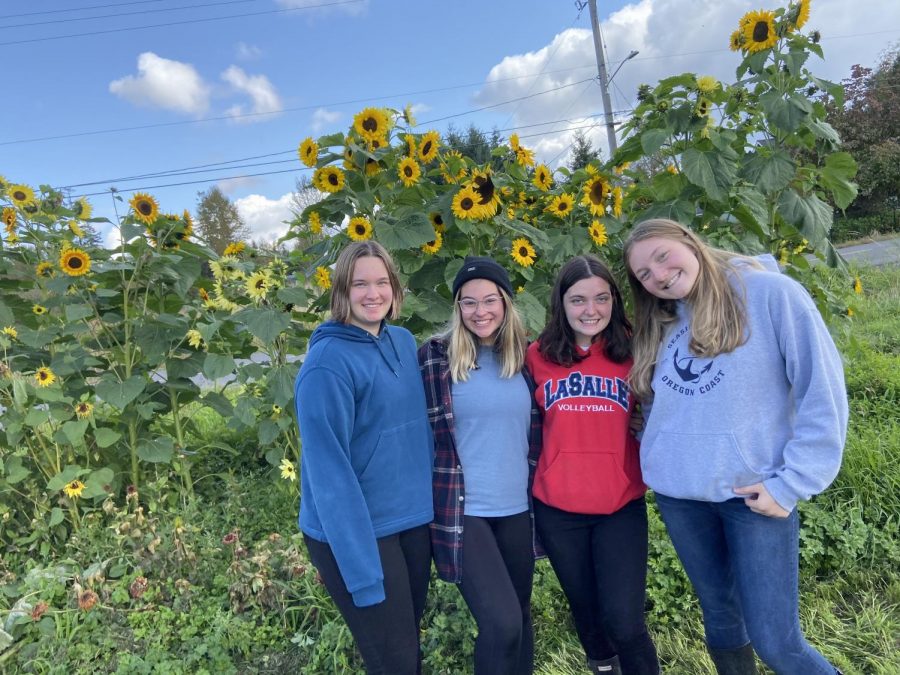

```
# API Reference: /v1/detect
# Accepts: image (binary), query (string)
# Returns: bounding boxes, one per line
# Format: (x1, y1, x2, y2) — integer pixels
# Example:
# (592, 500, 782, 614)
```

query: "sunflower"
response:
(509, 133, 521, 152)
(246, 271, 270, 300)
(34, 366, 56, 387)
(347, 216, 373, 241)
(515, 145, 535, 168)
(314, 266, 331, 290)
(532, 164, 553, 191)
(582, 177, 610, 216)
(37, 260, 56, 279)
(421, 231, 443, 255)
(68, 220, 86, 238)
(589, 220, 608, 247)
(2, 207, 17, 230)
(8, 184, 35, 208)
(418, 131, 441, 163)
(614, 162, 631, 175)
(223, 241, 245, 256)
(547, 192, 575, 219)
(308, 211, 322, 234)
(510, 238, 537, 267)
(741, 10, 778, 53)
(2, 326, 16, 340)
(74, 401, 94, 419)
(174, 210, 194, 242)
(32, 304, 48, 315)
(353, 107, 390, 143)
(471, 170, 501, 217)
(60, 248, 91, 276)
(74, 197, 92, 221)
(314, 166, 346, 193)
(792, 0, 810, 30)
(397, 157, 422, 187)
(185, 329, 203, 349)
(343, 146, 355, 170)
(129, 192, 159, 225)
(696, 75, 719, 94)
(666, 164, 679, 175)
(451, 185, 481, 221)
(63, 479, 86, 499)
(404, 134, 417, 157)
(429, 212, 445, 233)
(853, 276, 862, 295)
(209, 255, 242, 281)
(365, 157, 382, 177)
(280, 457, 297, 482)
(729, 29, 743, 51)
(298, 137, 319, 168)
(439, 150, 467, 184)
(611, 187, 624, 218)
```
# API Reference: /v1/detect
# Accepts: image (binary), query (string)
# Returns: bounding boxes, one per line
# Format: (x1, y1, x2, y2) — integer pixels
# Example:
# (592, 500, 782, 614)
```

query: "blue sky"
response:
(3, 0, 898, 245)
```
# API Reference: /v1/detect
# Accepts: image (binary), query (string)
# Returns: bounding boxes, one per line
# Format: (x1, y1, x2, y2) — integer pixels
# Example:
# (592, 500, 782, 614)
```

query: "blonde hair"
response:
(443, 285, 527, 383)
(623, 219, 760, 400)
(330, 241, 404, 324)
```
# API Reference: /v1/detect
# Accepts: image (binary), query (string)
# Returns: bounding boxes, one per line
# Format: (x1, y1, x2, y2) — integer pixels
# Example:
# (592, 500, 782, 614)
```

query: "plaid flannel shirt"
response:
(417, 337, 543, 583)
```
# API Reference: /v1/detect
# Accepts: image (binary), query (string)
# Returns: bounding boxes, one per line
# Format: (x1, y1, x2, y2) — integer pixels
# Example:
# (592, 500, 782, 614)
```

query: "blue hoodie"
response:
(639, 256, 848, 512)
(295, 320, 434, 607)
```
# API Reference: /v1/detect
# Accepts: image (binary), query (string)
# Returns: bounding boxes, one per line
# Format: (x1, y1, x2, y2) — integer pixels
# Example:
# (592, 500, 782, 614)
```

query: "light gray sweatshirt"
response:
(640, 257, 848, 512)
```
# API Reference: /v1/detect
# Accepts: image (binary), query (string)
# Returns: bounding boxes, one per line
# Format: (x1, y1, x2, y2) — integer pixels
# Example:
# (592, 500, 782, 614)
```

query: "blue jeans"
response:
(654, 494, 836, 675)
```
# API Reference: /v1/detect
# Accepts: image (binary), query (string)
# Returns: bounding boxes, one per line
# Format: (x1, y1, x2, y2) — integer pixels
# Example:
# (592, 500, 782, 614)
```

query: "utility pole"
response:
(585, 0, 618, 155)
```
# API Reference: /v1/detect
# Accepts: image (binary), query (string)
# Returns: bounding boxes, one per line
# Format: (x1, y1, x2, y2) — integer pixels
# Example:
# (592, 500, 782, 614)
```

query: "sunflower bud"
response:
(636, 84, 652, 102)
(656, 100, 670, 113)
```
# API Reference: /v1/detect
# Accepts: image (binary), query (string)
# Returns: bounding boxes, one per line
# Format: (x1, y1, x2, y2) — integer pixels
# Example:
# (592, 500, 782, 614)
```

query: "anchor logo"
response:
(673, 348, 714, 384)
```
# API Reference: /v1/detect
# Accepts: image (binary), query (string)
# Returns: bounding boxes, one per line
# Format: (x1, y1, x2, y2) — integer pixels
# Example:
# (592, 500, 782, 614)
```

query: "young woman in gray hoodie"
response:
(624, 219, 847, 675)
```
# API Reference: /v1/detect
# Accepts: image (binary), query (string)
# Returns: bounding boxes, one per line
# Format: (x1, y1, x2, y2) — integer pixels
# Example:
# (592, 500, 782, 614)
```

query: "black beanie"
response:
(452, 256, 513, 299)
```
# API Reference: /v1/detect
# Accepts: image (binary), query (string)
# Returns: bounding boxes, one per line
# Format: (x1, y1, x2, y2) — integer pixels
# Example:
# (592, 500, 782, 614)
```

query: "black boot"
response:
(588, 655, 622, 674)
(707, 643, 757, 675)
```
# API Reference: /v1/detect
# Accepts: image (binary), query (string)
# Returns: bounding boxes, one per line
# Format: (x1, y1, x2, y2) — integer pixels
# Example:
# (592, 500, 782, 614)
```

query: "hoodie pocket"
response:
(641, 431, 765, 501)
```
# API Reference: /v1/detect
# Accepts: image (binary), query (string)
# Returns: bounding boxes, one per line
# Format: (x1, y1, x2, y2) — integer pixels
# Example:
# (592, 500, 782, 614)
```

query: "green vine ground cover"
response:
(1, 264, 897, 674)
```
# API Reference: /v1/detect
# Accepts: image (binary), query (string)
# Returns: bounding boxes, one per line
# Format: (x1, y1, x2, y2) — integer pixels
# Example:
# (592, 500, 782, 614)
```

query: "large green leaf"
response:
(2, 456, 30, 485)
(61, 419, 89, 446)
(238, 308, 291, 344)
(731, 187, 771, 239)
(777, 189, 833, 246)
(267, 365, 298, 408)
(681, 147, 737, 202)
(740, 150, 796, 195)
(137, 437, 174, 463)
(64, 304, 94, 322)
(96, 376, 146, 410)
(202, 353, 236, 381)
(760, 91, 808, 134)
(47, 466, 86, 491)
(640, 129, 669, 156)
(375, 212, 435, 249)
(818, 152, 859, 210)
(94, 428, 122, 448)
(82, 467, 115, 499)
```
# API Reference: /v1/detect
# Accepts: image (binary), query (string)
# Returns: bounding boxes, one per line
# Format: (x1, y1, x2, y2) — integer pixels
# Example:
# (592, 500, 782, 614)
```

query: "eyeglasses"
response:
(458, 295, 502, 313)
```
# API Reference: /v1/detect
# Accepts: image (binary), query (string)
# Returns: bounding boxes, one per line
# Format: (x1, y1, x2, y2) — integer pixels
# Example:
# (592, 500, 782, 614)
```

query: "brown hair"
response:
(330, 241, 404, 324)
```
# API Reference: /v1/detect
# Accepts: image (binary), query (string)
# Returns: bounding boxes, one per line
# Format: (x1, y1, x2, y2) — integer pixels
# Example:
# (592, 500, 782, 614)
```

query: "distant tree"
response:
(289, 175, 324, 218)
(444, 123, 505, 170)
(826, 44, 900, 214)
(567, 129, 602, 171)
(195, 186, 249, 254)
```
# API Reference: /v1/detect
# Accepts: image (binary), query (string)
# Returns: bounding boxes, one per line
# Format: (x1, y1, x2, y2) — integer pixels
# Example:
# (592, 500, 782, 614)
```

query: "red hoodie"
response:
(525, 340, 645, 514)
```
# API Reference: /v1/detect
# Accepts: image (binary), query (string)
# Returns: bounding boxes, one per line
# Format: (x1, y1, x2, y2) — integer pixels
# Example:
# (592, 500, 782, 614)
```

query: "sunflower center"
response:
(255, 280, 266, 289)
(355, 224, 366, 235)
(558, 203, 568, 212)
(68, 257, 83, 270)
(404, 166, 413, 177)
(13, 190, 25, 201)
(328, 173, 339, 186)
(519, 247, 529, 256)
(362, 117, 379, 133)
(39, 372, 48, 381)
(434, 214, 443, 225)
(752, 21, 769, 42)
(138, 201, 153, 216)
(461, 197, 473, 210)
(421, 141, 433, 156)
(590, 183, 606, 204)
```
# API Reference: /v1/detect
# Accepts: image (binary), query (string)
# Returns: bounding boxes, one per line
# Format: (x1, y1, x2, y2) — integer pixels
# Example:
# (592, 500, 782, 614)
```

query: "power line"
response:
(0, 0, 169, 20)
(6, 0, 260, 29)
(0, 0, 366, 47)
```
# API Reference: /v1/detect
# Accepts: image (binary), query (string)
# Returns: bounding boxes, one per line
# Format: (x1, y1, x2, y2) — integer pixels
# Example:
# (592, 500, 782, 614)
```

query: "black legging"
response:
(458, 511, 535, 675)
(533, 496, 659, 674)
(304, 524, 431, 675)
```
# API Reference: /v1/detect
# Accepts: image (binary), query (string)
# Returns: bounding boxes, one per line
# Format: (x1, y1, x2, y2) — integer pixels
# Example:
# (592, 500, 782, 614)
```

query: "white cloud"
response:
(109, 52, 210, 115)
(235, 193, 295, 243)
(235, 42, 262, 60)
(217, 176, 264, 195)
(311, 107, 343, 132)
(221, 66, 283, 122)
(474, 0, 900, 164)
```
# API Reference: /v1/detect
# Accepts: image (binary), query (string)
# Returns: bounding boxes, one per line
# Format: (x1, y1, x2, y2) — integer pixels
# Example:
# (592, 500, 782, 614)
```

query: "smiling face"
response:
(348, 256, 392, 334)
(458, 279, 505, 345)
(563, 276, 612, 348)
(628, 236, 700, 300)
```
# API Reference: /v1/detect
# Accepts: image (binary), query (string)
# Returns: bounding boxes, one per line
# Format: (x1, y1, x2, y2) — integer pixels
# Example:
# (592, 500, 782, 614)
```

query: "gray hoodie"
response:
(639, 256, 848, 512)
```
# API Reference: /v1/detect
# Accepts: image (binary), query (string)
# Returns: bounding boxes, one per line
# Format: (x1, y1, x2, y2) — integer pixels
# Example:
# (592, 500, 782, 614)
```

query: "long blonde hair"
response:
(623, 219, 760, 400)
(443, 285, 527, 383)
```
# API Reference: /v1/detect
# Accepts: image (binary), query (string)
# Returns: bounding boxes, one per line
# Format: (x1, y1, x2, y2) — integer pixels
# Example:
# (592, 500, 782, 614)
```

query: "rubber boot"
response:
(588, 655, 622, 674)
(707, 643, 757, 675)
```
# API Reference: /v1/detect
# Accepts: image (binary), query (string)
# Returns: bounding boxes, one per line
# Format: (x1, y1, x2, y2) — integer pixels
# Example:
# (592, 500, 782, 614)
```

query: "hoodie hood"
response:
(309, 320, 404, 375)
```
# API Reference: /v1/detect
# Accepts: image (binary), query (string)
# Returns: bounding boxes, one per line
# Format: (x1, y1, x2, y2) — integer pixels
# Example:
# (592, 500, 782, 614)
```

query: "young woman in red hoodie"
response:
(525, 255, 659, 675)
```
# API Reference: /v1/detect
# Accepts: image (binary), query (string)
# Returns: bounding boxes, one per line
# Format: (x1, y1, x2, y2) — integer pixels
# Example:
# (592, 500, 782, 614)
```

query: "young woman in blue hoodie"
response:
(294, 241, 434, 675)
(624, 219, 848, 675)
